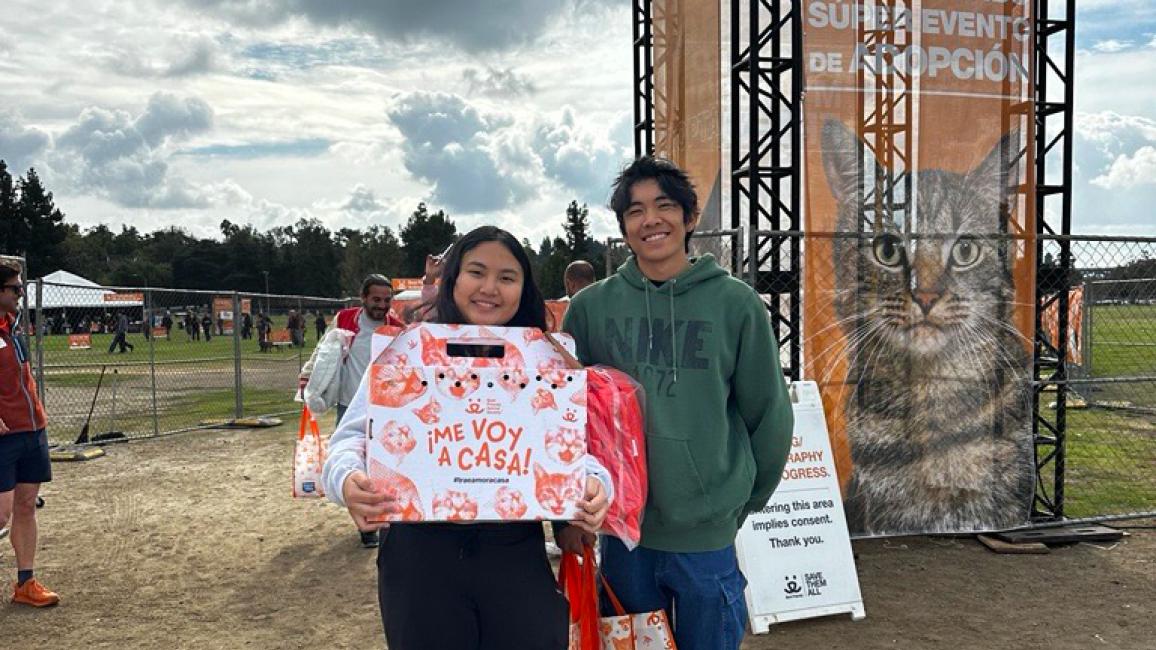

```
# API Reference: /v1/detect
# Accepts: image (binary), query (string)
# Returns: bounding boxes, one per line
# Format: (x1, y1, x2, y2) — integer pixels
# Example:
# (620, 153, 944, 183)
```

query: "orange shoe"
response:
(12, 578, 60, 607)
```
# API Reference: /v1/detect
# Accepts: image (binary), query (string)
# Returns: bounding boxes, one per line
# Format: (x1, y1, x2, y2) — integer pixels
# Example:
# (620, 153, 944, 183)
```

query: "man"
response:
(561, 157, 793, 650)
(314, 312, 326, 342)
(300, 274, 403, 547)
(108, 312, 134, 354)
(287, 309, 304, 347)
(0, 260, 60, 607)
(562, 260, 596, 299)
(201, 312, 213, 342)
(241, 312, 253, 340)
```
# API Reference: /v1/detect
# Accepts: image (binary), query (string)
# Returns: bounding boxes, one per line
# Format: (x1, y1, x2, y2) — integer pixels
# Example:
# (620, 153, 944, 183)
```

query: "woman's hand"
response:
(569, 477, 609, 534)
(555, 525, 597, 554)
(342, 470, 401, 531)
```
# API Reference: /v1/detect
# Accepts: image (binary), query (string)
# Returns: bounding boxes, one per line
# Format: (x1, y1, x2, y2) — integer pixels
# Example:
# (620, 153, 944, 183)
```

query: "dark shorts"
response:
(0, 429, 52, 492)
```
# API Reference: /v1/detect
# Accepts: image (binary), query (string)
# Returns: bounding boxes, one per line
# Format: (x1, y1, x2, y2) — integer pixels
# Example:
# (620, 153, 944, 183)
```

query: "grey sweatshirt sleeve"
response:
(321, 368, 371, 507)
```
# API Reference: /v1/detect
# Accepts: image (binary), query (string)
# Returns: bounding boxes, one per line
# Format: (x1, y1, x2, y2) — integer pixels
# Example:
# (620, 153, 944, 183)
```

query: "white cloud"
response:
(533, 108, 631, 205)
(387, 91, 534, 213)
(1092, 39, 1133, 53)
(462, 67, 537, 98)
(1091, 146, 1156, 189)
(49, 93, 215, 208)
(0, 110, 51, 173)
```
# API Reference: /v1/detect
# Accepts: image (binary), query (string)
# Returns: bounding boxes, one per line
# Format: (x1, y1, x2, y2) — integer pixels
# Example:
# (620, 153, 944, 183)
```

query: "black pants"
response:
(108, 332, 133, 353)
(377, 523, 569, 650)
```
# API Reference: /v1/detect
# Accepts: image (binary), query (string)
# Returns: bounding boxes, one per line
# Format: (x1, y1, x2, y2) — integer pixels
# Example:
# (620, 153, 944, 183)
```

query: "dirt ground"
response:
(4, 416, 1153, 650)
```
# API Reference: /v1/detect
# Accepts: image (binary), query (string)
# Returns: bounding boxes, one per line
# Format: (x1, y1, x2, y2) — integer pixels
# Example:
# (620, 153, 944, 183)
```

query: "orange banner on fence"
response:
(68, 334, 92, 350)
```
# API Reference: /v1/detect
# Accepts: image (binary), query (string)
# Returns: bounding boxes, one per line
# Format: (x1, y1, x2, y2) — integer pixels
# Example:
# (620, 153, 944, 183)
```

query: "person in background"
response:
(562, 260, 596, 300)
(201, 312, 213, 342)
(0, 260, 60, 607)
(300, 275, 403, 548)
(314, 311, 326, 342)
(108, 312, 134, 354)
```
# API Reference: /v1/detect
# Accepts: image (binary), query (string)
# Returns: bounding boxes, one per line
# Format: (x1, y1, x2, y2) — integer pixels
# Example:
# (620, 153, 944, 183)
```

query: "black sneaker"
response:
(359, 530, 379, 548)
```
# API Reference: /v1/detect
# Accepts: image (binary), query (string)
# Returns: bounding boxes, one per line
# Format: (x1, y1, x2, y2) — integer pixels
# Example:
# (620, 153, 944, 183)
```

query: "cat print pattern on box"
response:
(411, 395, 442, 425)
(498, 367, 530, 400)
(533, 463, 584, 517)
(531, 387, 558, 414)
(432, 490, 479, 521)
(369, 459, 424, 522)
(491, 486, 528, 519)
(435, 367, 481, 400)
(378, 420, 416, 464)
(545, 426, 585, 465)
(369, 364, 426, 408)
(821, 119, 1034, 534)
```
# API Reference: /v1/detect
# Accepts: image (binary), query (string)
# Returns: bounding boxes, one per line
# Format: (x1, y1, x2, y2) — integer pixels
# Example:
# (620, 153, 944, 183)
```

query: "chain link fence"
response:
(1041, 237, 1156, 521)
(28, 279, 349, 446)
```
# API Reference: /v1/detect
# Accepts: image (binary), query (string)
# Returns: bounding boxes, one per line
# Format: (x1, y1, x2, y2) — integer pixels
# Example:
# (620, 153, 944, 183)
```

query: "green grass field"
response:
(37, 328, 319, 366)
(1085, 304, 1156, 379)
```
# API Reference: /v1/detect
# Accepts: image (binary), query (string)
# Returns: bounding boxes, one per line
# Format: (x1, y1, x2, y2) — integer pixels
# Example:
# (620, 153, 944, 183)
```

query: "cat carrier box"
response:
(364, 324, 587, 523)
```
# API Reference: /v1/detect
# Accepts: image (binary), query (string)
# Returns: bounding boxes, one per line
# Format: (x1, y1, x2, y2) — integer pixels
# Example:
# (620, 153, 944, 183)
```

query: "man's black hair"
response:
(0, 260, 21, 285)
(361, 274, 392, 297)
(608, 156, 698, 252)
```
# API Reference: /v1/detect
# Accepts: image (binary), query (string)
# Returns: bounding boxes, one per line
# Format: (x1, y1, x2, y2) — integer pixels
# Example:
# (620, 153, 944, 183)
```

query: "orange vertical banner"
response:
(802, 1, 1036, 535)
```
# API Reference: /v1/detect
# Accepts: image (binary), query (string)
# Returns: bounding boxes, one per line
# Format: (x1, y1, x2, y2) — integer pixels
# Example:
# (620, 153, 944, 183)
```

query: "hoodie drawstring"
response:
(642, 279, 679, 385)
(644, 281, 654, 355)
(669, 279, 678, 384)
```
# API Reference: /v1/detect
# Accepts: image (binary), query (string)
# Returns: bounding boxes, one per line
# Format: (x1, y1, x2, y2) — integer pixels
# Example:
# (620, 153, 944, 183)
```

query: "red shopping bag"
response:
(559, 544, 601, 650)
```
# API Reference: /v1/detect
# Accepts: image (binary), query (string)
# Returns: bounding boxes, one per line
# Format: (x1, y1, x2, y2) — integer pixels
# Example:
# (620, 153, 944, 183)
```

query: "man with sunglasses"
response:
(0, 260, 58, 607)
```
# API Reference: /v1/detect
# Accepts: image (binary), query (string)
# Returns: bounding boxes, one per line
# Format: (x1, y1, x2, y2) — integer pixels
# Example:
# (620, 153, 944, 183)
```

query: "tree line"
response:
(0, 160, 606, 299)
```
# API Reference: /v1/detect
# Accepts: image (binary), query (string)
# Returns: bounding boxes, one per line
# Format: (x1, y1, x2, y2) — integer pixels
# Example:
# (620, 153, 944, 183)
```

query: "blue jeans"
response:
(600, 536, 748, 650)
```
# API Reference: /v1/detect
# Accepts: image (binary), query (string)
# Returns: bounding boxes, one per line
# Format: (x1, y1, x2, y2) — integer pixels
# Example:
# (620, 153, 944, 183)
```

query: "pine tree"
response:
(14, 168, 68, 276)
(563, 200, 590, 261)
(400, 202, 456, 277)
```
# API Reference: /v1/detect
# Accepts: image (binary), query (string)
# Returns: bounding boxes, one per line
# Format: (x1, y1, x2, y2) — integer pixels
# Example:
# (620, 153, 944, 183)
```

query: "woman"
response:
(323, 226, 610, 649)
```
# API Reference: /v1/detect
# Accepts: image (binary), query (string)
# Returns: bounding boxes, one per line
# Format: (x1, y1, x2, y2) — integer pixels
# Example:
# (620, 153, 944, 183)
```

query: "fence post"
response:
(33, 275, 45, 403)
(233, 292, 243, 418)
(148, 287, 159, 437)
(1084, 281, 1094, 375)
(297, 297, 304, 372)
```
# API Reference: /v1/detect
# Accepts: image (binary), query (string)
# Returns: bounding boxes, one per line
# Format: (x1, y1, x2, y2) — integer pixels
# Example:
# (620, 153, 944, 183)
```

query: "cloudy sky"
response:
(0, 1, 1153, 244)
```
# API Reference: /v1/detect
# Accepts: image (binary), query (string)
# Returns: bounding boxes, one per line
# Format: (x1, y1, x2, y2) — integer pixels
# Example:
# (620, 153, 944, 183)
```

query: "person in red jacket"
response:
(0, 260, 59, 607)
(305, 274, 403, 548)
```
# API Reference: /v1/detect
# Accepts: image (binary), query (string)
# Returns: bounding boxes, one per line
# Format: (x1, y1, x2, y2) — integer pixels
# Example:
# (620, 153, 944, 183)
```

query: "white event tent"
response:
(27, 270, 144, 310)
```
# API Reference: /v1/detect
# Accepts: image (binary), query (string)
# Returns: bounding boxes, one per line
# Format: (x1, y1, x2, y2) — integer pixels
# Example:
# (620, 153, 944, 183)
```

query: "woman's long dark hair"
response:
(433, 226, 547, 330)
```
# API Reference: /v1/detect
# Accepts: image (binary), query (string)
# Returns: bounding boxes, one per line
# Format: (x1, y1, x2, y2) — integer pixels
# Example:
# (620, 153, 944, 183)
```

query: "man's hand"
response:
(569, 477, 609, 534)
(342, 471, 401, 531)
(423, 254, 444, 285)
(555, 525, 596, 554)
(0, 417, 8, 434)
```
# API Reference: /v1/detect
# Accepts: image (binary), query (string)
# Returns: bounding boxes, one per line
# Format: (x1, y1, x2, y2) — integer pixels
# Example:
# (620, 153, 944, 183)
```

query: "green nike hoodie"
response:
(563, 254, 794, 552)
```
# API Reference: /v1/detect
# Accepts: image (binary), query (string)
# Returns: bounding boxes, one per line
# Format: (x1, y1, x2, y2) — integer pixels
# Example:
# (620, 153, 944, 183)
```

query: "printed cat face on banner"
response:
(366, 324, 587, 522)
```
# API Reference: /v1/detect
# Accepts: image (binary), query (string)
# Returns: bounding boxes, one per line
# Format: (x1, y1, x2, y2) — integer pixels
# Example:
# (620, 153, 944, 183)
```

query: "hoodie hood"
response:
(616, 253, 728, 294)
